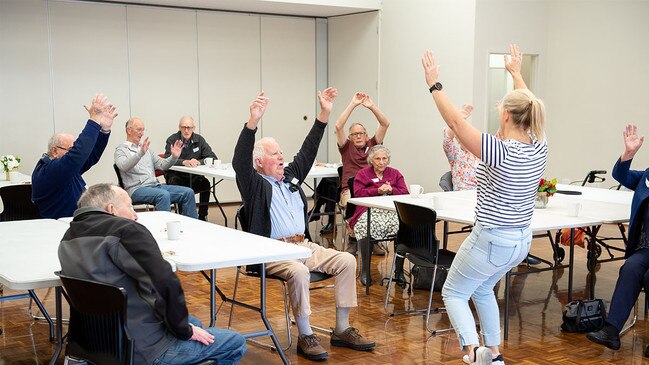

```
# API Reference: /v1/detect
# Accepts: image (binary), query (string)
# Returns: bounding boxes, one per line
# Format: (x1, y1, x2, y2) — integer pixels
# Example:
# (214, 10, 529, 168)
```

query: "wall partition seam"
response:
(315, 17, 328, 161)
(258, 15, 263, 138)
(195, 10, 202, 134)
(46, 0, 56, 133)
(125, 4, 132, 117)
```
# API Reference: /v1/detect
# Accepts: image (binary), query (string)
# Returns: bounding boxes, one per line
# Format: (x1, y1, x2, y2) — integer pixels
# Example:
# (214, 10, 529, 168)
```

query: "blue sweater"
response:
(32, 121, 109, 219)
(612, 158, 649, 258)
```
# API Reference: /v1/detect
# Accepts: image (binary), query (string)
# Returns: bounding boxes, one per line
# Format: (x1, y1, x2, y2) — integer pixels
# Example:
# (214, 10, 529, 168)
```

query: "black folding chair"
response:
(384, 201, 454, 334)
(0, 184, 40, 221)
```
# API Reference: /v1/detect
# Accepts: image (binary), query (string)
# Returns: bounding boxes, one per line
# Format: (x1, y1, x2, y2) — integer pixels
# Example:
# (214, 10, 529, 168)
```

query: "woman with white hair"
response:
(422, 44, 547, 365)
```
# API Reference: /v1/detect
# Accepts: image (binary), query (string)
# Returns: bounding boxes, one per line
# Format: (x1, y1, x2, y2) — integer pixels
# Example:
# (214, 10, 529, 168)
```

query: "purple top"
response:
(350, 165, 408, 228)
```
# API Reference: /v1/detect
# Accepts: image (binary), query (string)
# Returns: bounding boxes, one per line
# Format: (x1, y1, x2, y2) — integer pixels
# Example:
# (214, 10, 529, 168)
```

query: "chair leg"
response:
(227, 268, 242, 330)
(425, 265, 452, 335)
(383, 251, 399, 314)
(620, 299, 639, 336)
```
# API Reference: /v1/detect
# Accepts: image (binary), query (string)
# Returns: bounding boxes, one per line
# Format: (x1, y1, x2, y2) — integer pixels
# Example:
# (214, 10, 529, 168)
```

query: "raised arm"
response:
(334, 92, 364, 147)
(504, 44, 527, 90)
(361, 95, 390, 143)
(422, 51, 482, 158)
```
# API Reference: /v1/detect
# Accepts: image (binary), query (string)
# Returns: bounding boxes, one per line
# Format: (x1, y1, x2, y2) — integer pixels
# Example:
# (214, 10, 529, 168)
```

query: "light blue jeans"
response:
(441, 221, 531, 348)
(153, 316, 246, 365)
(131, 184, 197, 219)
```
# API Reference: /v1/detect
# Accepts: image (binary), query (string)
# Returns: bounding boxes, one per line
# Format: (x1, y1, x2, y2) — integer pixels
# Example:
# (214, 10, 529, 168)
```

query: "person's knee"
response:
(620, 261, 646, 279)
(340, 252, 357, 271)
(285, 264, 310, 285)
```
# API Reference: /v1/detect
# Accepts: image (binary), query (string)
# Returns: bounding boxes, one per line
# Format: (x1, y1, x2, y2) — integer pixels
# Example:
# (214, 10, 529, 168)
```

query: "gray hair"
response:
(77, 183, 119, 210)
(348, 123, 367, 134)
(47, 134, 64, 157)
(252, 137, 278, 171)
(367, 144, 391, 165)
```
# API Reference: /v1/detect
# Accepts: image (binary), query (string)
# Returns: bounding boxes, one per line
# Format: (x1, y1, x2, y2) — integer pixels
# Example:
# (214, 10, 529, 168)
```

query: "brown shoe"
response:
(330, 327, 376, 351)
(297, 334, 328, 361)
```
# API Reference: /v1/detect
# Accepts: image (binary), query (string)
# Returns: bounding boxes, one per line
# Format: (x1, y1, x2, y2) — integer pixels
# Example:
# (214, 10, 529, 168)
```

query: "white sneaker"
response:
(462, 347, 496, 365)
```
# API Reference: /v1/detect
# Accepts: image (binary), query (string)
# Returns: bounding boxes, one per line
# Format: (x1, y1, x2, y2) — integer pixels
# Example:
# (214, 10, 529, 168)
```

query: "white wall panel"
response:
(48, 0, 130, 186)
(260, 16, 316, 161)
(126, 6, 199, 155)
(197, 11, 261, 202)
(328, 12, 379, 163)
(0, 0, 53, 175)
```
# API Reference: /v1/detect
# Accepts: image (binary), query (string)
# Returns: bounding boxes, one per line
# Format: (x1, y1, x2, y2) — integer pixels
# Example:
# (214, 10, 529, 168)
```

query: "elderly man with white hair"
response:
(232, 89, 375, 361)
(32, 94, 117, 219)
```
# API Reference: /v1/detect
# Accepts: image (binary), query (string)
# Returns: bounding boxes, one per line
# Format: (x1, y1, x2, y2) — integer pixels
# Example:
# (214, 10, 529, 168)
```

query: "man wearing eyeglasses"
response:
(163, 116, 217, 221)
(334, 92, 390, 254)
(32, 94, 118, 219)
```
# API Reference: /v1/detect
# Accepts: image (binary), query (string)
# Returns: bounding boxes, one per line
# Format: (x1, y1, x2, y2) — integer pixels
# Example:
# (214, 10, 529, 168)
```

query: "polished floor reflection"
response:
(1, 203, 646, 364)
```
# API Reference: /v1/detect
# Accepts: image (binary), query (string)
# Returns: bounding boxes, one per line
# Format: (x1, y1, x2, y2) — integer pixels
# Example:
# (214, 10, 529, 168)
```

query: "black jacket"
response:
(58, 208, 192, 364)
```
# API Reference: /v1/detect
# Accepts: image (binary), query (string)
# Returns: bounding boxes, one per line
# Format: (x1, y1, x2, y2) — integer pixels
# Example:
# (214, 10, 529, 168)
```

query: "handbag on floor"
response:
(560, 299, 607, 333)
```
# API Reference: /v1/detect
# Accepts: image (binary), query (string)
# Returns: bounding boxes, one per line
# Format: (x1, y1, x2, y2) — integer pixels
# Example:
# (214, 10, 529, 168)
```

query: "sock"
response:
(335, 307, 350, 334)
(295, 316, 313, 336)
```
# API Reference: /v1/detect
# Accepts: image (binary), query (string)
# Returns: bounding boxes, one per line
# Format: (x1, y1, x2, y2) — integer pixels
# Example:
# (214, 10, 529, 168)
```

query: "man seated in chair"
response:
(164, 116, 217, 221)
(115, 117, 197, 218)
(58, 184, 246, 364)
(32, 94, 117, 219)
(233, 90, 375, 361)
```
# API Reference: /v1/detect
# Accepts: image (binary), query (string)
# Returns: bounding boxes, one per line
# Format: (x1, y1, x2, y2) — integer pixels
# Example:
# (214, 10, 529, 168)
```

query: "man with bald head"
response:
(58, 183, 246, 364)
(164, 116, 217, 221)
(32, 94, 117, 219)
(114, 118, 197, 218)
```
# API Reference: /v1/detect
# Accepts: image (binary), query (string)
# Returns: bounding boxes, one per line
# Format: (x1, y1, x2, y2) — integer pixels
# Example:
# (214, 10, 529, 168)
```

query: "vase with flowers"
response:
(536, 177, 557, 209)
(1, 155, 21, 181)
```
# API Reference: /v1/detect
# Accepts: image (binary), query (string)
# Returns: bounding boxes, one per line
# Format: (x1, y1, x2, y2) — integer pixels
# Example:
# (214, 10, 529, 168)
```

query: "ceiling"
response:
(79, 0, 382, 17)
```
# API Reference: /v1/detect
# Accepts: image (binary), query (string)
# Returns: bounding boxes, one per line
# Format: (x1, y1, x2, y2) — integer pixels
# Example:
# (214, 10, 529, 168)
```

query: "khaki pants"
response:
(265, 240, 357, 318)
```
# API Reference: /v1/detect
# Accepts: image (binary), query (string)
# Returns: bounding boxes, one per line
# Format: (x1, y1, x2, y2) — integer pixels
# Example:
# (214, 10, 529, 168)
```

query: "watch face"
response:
(434, 82, 442, 91)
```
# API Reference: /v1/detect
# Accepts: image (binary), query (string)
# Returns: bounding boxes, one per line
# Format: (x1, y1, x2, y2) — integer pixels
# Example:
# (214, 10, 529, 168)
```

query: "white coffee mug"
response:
(214, 159, 222, 169)
(410, 184, 424, 198)
(567, 202, 582, 217)
(167, 221, 181, 240)
(204, 157, 214, 167)
(432, 195, 445, 210)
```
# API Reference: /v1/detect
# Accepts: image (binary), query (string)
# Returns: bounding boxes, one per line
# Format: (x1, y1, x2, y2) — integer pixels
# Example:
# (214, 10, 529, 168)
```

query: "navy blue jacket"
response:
(612, 158, 649, 258)
(32, 121, 109, 218)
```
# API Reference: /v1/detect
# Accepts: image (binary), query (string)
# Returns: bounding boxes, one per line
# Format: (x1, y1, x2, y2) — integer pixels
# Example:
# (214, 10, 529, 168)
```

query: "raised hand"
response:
(361, 94, 375, 109)
(459, 104, 474, 119)
(141, 137, 151, 153)
(504, 44, 522, 77)
(351, 92, 365, 106)
(421, 51, 440, 88)
(170, 140, 183, 158)
(247, 92, 269, 130)
(317, 87, 338, 122)
(622, 124, 644, 161)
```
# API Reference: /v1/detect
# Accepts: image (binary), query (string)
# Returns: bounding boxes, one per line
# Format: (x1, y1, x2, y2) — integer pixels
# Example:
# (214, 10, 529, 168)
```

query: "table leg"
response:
(27, 290, 54, 341)
(568, 228, 575, 302)
(210, 269, 216, 327)
(49, 286, 63, 365)
(259, 264, 289, 365)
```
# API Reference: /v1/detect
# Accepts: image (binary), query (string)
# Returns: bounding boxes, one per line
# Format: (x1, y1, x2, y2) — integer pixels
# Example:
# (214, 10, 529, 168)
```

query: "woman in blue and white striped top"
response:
(422, 44, 547, 365)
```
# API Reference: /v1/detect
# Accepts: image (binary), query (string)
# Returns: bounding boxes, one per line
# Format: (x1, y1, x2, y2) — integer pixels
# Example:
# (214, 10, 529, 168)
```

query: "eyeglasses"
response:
(350, 132, 366, 137)
(179, 126, 194, 130)
(56, 145, 71, 152)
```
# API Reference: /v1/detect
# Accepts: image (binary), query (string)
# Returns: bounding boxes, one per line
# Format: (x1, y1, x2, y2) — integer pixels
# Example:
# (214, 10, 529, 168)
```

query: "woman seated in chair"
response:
(348, 145, 408, 278)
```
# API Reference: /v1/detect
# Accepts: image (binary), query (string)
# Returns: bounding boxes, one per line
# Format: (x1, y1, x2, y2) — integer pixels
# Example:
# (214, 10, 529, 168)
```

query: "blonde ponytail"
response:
(501, 89, 545, 142)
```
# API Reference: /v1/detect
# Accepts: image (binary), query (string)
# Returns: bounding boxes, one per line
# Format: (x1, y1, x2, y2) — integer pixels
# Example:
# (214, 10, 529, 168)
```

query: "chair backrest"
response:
(439, 171, 453, 192)
(0, 184, 41, 221)
(113, 164, 125, 189)
(393, 201, 439, 260)
(345, 176, 357, 220)
(56, 272, 134, 365)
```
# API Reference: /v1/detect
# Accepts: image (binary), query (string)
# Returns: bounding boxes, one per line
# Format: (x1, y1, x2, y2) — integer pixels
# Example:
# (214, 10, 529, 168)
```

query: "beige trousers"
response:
(265, 240, 357, 318)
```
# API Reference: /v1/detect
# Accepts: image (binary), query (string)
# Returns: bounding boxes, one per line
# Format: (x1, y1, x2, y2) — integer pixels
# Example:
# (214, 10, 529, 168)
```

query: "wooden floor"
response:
(1, 202, 648, 364)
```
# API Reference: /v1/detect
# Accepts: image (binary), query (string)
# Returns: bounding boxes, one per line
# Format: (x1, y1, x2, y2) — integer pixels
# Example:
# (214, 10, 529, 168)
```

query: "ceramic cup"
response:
(204, 157, 214, 167)
(567, 202, 582, 217)
(167, 221, 181, 240)
(214, 159, 222, 169)
(410, 184, 424, 198)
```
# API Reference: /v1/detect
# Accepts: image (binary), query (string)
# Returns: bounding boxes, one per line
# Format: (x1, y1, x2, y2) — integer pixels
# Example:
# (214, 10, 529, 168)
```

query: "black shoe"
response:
(198, 215, 207, 222)
(644, 345, 649, 357)
(320, 223, 334, 235)
(394, 271, 407, 288)
(308, 210, 320, 222)
(586, 328, 621, 350)
(525, 255, 542, 265)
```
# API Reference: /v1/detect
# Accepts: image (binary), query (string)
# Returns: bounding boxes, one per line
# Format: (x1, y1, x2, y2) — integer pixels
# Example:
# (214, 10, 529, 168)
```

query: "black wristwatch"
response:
(429, 82, 443, 93)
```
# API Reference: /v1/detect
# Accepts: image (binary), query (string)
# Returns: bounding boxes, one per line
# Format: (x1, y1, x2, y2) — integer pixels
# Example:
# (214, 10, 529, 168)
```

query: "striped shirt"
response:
(475, 133, 548, 228)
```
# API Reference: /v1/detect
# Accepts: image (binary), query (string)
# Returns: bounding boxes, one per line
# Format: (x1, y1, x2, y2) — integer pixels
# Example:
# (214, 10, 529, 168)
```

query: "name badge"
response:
(371, 178, 380, 183)
(193, 147, 199, 152)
